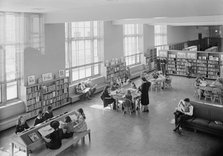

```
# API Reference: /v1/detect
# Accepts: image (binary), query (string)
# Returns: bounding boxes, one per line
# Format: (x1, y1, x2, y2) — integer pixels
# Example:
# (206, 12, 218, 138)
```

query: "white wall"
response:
(186, 26, 209, 40)
(24, 24, 65, 82)
(167, 26, 188, 44)
(143, 24, 154, 63)
(104, 21, 124, 60)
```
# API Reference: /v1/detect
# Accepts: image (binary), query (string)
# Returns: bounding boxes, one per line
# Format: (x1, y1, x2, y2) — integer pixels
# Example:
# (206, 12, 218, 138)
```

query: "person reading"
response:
(85, 79, 97, 97)
(62, 116, 76, 138)
(76, 82, 91, 100)
(15, 115, 29, 134)
(44, 106, 54, 121)
(73, 108, 88, 132)
(173, 98, 193, 134)
(101, 85, 117, 110)
(34, 110, 44, 126)
(43, 120, 64, 150)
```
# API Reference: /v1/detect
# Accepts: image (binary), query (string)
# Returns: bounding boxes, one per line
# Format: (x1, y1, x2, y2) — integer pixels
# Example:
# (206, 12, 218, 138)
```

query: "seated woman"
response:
(34, 110, 44, 126)
(76, 82, 91, 100)
(73, 108, 88, 132)
(15, 115, 30, 134)
(43, 120, 64, 150)
(100, 85, 117, 110)
(62, 116, 76, 138)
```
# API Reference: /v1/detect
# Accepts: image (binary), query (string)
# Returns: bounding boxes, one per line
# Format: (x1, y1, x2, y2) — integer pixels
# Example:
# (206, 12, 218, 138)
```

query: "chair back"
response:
(212, 88, 222, 95)
(123, 98, 132, 108)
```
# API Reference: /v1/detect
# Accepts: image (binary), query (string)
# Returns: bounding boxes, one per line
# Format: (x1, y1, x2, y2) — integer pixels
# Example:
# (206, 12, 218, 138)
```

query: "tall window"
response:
(0, 12, 44, 104)
(123, 24, 143, 66)
(154, 25, 168, 55)
(65, 21, 103, 82)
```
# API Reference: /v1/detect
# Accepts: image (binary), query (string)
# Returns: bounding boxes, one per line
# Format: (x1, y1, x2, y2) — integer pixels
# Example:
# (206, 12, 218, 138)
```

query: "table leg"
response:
(26, 148, 29, 156)
(11, 143, 15, 156)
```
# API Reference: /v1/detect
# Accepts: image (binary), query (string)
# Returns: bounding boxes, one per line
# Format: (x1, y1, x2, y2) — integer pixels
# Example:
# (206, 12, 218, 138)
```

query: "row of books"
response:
(27, 86, 40, 94)
(42, 94, 69, 106)
(27, 92, 41, 100)
(42, 90, 68, 100)
(26, 102, 42, 112)
(27, 97, 40, 106)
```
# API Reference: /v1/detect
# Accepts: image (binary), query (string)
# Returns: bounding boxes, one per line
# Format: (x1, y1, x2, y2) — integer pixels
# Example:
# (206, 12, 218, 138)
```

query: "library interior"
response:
(1, 0, 223, 156)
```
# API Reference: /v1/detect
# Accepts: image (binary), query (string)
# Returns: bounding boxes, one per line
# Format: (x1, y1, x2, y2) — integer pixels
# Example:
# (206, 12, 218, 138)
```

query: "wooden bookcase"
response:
(158, 50, 223, 79)
(105, 58, 129, 83)
(24, 76, 70, 119)
(144, 48, 157, 72)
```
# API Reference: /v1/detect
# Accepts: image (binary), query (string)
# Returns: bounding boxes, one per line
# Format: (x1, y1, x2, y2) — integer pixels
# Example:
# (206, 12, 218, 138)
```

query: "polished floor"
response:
(0, 76, 223, 156)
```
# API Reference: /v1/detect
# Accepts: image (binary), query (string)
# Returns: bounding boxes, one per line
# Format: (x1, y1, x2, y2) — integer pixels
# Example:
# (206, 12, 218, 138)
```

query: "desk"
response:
(11, 111, 78, 156)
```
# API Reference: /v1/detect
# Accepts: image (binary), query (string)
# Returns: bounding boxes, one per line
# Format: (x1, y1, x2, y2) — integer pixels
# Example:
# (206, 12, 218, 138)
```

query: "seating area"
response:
(69, 76, 107, 103)
(179, 101, 223, 137)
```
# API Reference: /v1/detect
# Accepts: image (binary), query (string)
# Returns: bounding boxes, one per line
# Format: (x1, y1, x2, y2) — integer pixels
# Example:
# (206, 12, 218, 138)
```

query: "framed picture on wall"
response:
(59, 70, 65, 77)
(27, 75, 35, 85)
(42, 73, 53, 82)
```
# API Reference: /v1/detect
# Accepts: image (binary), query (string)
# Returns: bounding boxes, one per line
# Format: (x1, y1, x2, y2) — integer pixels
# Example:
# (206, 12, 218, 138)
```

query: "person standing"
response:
(139, 77, 151, 112)
(185, 60, 192, 78)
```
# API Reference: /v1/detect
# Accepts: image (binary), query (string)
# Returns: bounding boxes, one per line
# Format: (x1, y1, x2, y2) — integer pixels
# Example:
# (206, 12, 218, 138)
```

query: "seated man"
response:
(85, 79, 97, 97)
(76, 82, 91, 100)
(173, 98, 193, 134)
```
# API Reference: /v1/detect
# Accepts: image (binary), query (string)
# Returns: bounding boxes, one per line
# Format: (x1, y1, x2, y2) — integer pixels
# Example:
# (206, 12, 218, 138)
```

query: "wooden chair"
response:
(203, 87, 213, 101)
(123, 98, 133, 115)
(164, 77, 172, 89)
(212, 88, 222, 104)
(152, 80, 162, 92)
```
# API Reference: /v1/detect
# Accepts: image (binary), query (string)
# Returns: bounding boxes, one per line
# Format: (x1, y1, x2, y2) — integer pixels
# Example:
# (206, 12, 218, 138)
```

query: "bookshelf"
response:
(158, 50, 223, 79)
(144, 48, 157, 72)
(24, 76, 70, 119)
(105, 58, 129, 83)
(25, 84, 41, 118)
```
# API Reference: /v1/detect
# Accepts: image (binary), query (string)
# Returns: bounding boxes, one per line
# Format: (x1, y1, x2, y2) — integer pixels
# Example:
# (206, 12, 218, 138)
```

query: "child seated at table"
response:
(131, 82, 137, 90)
(123, 90, 134, 113)
(62, 116, 76, 138)
(43, 120, 64, 150)
(73, 108, 88, 132)
(34, 110, 44, 126)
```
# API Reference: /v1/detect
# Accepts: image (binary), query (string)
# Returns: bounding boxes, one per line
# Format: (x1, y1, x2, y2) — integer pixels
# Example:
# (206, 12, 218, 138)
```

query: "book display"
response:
(158, 50, 223, 79)
(24, 74, 70, 119)
(105, 58, 129, 83)
(144, 48, 157, 72)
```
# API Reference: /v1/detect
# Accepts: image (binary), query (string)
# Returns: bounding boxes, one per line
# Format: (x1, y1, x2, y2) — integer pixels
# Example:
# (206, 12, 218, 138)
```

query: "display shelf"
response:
(24, 76, 70, 119)
(105, 58, 129, 83)
(144, 48, 157, 72)
(160, 50, 223, 79)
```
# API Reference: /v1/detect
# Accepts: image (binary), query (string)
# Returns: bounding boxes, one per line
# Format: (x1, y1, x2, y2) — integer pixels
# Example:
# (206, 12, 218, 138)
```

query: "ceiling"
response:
(0, 0, 223, 25)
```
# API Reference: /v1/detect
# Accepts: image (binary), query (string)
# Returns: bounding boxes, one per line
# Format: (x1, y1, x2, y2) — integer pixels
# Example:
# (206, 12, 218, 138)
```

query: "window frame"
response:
(65, 21, 103, 83)
(123, 24, 143, 66)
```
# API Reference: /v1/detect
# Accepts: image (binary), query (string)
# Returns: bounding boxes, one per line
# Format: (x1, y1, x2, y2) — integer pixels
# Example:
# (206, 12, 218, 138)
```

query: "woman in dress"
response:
(139, 77, 151, 112)
(74, 108, 88, 132)
(100, 85, 116, 110)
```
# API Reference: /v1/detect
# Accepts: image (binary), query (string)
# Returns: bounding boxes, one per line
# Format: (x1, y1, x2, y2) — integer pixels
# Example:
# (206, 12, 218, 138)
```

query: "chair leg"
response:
(88, 131, 91, 142)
